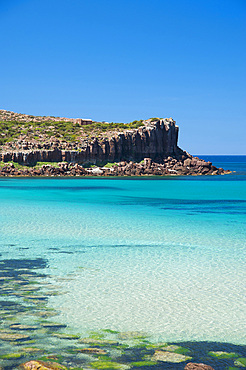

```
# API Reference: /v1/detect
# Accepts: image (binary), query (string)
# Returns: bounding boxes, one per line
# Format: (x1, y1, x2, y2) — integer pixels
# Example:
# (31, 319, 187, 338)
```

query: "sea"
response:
(0, 155, 245, 367)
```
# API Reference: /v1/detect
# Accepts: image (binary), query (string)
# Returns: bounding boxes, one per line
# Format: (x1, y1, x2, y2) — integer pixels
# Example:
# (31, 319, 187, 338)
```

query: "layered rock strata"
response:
(0, 119, 179, 165)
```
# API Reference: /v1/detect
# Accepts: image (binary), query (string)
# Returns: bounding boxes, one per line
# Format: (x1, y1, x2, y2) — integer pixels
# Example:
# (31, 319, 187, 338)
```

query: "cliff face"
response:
(0, 113, 231, 176)
(0, 118, 180, 165)
(66, 118, 179, 163)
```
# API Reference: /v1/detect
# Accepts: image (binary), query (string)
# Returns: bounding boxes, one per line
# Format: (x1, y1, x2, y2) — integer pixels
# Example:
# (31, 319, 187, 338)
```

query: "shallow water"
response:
(0, 156, 245, 352)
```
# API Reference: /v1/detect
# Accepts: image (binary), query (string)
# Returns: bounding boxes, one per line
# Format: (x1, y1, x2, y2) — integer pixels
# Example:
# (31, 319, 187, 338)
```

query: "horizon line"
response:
(194, 154, 246, 156)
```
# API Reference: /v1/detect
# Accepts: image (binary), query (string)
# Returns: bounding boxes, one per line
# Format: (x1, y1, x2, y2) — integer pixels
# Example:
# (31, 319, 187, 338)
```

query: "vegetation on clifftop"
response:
(0, 119, 144, 146)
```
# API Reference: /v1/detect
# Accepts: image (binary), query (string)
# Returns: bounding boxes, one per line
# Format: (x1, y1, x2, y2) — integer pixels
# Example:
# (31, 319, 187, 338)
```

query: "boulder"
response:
(76, 348, 107, 355)
(20, 361, 67, 370)
(184, 158, 192, 167)
(184, 363, 215, 370)
(152, 350, 192, 363)
(144, 158, 152, 168)
(0, 332, 30, 341)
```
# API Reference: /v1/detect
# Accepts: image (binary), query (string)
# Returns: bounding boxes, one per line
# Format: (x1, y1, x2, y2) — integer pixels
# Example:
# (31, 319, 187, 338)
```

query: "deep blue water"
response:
(199, 155, 246, 177)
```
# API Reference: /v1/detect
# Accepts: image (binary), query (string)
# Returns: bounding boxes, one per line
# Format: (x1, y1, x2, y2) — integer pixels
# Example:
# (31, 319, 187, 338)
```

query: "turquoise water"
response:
(0, 156, 245, 347)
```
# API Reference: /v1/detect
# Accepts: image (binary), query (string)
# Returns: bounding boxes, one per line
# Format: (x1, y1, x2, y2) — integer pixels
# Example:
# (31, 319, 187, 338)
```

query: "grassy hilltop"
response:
(0, 109, 145, 146)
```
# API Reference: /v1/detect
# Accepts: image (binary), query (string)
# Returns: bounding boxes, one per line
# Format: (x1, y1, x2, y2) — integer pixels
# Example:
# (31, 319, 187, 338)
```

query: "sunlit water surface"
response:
(0, 156, 245, 345)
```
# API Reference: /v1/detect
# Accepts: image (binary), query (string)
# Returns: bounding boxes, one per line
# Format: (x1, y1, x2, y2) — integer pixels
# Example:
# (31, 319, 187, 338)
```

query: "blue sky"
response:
(0, 0, 245, 154)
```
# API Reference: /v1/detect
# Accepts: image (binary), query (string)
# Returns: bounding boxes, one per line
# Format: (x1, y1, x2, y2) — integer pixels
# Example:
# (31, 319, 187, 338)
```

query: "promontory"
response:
(0, 109, 230, 177)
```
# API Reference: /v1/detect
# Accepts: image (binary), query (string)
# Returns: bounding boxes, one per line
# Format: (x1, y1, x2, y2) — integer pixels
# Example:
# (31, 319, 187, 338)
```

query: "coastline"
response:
(0, 158, 231, 178)
(0, 113, 233, 179)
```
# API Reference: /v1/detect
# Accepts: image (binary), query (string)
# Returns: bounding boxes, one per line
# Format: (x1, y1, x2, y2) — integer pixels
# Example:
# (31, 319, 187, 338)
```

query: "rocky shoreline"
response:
(0, 156, 231, 177)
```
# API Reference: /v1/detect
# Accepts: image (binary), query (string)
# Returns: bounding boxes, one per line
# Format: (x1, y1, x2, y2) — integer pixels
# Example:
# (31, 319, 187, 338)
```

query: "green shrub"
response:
(0, 118, 145, 146)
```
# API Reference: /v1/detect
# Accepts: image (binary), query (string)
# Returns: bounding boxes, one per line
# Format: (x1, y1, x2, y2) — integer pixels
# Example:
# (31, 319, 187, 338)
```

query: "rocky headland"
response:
(0, 109, 230, 177)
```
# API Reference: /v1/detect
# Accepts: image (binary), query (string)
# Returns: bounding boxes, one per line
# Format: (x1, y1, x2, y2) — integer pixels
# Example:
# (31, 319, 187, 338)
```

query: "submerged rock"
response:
(9, 324, 39, 331)
(51, 333, 80, 340)
(0, 332, 31, 341)
(41, 323, 66, 329)
(76, 347, 107, 355)
(117, 331, 147, 340)
(20, 360, 67, 370)
(25, 295, 47, 300)
(0, 352, 26, 359)
(234, 357, 246, 367)
(208, 351, 239, 359)
(160, 344, 191, 354)
(152, 349, 192, 363)
(18, 286, 40, 291)
(184, 363, 215, 370)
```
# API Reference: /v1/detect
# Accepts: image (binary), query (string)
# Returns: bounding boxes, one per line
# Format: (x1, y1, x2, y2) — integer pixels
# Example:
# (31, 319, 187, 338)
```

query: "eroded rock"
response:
(0, 332, 31, 341)
(152, 350, 192, 363)
(184, 363, 215, 370)
(76, 347, 107, 355)
(20, 360, 67, 370)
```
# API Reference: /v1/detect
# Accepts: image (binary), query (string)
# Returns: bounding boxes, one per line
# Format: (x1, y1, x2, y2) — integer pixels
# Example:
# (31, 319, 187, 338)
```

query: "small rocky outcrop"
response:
(76, 347, 107, 354)
(184, 363, 215, 370)
(20, 360, 67, 370)
(0, 332, 31, 341)
(152, 350, 192, 363)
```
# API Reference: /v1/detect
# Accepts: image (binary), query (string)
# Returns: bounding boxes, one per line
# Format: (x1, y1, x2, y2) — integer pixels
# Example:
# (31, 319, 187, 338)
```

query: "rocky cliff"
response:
(0, 110, 230, 176)
(0, 117, 180, 165)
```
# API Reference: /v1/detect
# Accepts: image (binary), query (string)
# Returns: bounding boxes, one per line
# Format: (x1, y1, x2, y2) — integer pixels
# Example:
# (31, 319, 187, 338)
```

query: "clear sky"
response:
(0, 0, 245, 154)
